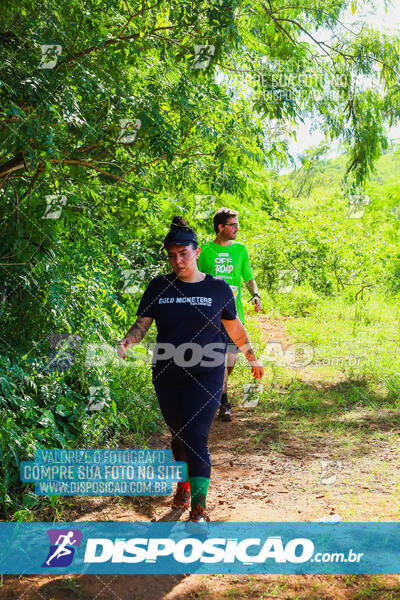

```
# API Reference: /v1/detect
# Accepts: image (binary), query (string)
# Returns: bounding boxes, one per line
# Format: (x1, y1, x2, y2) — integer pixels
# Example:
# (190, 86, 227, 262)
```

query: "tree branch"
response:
(56, 26, 178, 68)
(0, 153, 27, 178)
(48, 159, 128, 181)
(118, 0, 162, 38)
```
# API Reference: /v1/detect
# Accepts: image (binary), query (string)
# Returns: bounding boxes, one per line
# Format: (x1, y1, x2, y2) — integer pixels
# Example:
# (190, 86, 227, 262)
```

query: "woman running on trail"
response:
(117, 216, 264, 523)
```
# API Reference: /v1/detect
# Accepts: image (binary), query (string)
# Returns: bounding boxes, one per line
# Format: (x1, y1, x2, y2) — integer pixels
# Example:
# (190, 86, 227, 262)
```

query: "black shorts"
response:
(221, 324, 240, 354)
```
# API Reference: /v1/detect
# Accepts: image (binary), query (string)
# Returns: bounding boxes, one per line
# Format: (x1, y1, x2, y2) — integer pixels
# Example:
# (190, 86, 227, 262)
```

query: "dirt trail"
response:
(2, 316, 400, 599)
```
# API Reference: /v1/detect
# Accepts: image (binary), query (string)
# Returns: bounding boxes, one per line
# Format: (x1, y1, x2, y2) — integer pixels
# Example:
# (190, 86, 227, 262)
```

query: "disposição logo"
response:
(42, 529, 82, 567)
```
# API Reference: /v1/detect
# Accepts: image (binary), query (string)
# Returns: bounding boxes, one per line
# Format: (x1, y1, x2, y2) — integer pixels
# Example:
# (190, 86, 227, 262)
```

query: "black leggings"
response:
(152, 362, 225, 478)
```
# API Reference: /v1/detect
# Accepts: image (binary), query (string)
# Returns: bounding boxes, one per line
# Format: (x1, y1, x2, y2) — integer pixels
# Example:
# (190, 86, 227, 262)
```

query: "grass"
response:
(230, 291, 400, 460)
(222, 294, 400, 524)
(190, 574, 400, 599)
(230, 371, 400, 459)
(45, 577, 89, 599)
(281, 292, 400, 386)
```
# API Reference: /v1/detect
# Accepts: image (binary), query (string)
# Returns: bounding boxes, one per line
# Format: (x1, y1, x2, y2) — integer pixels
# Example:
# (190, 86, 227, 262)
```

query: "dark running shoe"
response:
(218, 401, 232, 421)
(172, 482, 191, 509)
(188, 503, 210, 523)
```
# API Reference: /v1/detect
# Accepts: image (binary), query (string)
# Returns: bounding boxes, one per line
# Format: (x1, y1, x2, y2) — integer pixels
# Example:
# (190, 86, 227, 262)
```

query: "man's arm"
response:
(222, 317, 263, 379)
(244, 278, 258, 296)
(117, 316, 153, 358)
(241, 245, 261, 312)
(244, 278, 261, 312)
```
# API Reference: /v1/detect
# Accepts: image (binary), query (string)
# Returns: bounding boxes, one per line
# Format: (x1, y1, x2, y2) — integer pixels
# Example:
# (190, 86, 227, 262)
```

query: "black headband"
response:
(162, 226, 198, 250)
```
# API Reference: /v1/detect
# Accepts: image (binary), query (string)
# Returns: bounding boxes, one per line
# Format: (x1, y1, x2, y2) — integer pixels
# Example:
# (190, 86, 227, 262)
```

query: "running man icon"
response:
(43, 529, 82, 567)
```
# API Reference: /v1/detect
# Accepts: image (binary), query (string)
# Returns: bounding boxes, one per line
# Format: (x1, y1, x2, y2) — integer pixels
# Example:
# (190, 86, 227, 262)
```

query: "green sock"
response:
(189, 476, 210, 509)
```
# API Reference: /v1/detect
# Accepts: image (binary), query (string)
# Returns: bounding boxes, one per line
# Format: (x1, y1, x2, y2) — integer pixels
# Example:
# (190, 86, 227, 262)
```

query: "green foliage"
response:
(1, 0, 400, 516)
(249, 149, 400, 318)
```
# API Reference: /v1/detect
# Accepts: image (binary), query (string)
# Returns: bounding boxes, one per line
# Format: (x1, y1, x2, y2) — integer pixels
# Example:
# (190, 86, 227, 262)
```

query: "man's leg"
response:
(218, 346, 238, 421)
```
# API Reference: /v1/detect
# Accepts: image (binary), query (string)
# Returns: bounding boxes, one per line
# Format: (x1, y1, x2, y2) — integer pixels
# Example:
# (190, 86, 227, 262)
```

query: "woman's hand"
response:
(248, 358, 264, 379)
(117, 336, 132, 359)
(222, 317, 264, 378)
(117, 317, 153, 359)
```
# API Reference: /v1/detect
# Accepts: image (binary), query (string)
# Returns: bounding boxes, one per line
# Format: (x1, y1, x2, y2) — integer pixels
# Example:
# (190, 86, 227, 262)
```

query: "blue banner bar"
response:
(0, 522, 399, 574)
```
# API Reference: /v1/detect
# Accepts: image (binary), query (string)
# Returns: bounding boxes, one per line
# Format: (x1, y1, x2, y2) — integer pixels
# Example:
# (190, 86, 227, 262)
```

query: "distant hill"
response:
(282, 147, 400, 201)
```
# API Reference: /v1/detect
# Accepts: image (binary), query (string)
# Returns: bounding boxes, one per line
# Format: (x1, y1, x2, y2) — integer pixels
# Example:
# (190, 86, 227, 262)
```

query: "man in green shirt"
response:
(197, 207, 261, 421)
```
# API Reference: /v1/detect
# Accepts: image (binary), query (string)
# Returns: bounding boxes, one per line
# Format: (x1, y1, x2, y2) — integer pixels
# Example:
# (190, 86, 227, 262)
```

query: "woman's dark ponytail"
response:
(170, 216, 188, 228)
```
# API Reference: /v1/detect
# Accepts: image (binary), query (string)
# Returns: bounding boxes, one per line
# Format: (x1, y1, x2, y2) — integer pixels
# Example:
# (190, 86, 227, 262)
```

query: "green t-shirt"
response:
(197, 241, 254, 323)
